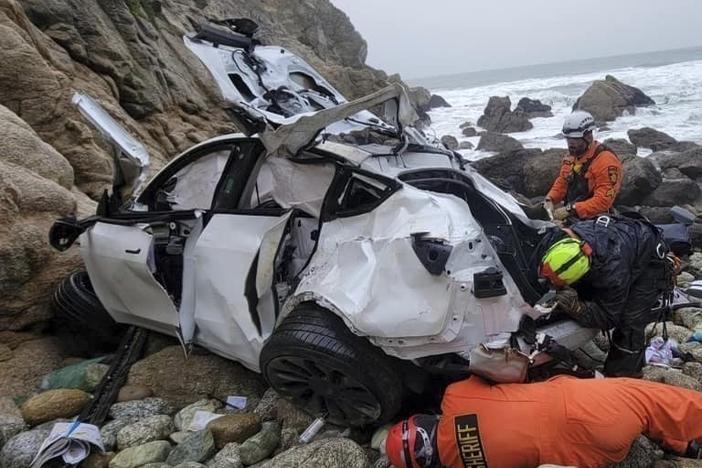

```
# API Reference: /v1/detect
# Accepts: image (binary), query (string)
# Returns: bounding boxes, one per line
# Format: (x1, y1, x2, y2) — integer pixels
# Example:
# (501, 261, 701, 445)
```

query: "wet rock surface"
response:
(477, 96, 533, 133)
(574, 74, 655, 122)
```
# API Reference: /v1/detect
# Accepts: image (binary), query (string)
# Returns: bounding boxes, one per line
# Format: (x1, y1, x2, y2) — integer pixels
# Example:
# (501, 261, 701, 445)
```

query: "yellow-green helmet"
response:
(539, 238, 591, 286)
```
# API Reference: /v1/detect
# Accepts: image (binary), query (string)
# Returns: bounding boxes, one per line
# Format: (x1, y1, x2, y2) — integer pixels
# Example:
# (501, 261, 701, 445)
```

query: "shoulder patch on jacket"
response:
(454, 414, 488, 467)
(608, 166, 619, 184)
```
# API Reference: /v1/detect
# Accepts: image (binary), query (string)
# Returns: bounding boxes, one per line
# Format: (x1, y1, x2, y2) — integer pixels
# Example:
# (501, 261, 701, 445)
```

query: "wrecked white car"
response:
(50, 20, 600, 426)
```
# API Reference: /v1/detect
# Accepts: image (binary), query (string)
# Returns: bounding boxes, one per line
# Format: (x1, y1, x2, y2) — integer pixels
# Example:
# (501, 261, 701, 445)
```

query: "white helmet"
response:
(562, 111, 596, 138)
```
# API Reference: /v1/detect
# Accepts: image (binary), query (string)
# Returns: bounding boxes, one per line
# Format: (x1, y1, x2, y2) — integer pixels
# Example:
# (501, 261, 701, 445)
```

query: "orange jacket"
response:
(546, 142, 622, 219)
(436, 376, 702, 468)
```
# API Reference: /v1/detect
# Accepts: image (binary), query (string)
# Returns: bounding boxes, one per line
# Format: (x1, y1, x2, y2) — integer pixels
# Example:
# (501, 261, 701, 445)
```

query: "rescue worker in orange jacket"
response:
(545, 111, 622, 221)
(385, 375, 702, 468)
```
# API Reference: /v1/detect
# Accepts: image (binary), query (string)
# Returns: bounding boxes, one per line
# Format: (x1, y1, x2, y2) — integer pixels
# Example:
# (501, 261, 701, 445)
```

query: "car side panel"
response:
(191, 213, 288, 371)
(80, 222, 180, 335)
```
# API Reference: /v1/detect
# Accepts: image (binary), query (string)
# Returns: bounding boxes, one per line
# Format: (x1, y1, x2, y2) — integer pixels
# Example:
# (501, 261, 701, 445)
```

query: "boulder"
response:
(0, 397, 26, 449)
(259, 438, 368, 468)
(628, 128, 678, 152)
(117, 384, 154, 403)
(458, 141, 474, 150)
(0, 428, 49, 468)
(615, 436, 663, 468)
(673, 308, 702, 331)
(253, 388, 280, 422)
(515, 97, 553, 118)
(573, 75, 655, 122)
(0, 337, 66, 398)
(652, 147, 702, 180)
(522, 148, 564, 198)
(642, 366, 702, 391)
(239, 421, 281, 465)
(39, 357, 106, 391)
(461, 126, 478, 137)
(427, 94, 451, 109)
(127, 346, 266, 409)
(476, 132, 524, 153)
(645, 322, 692, 344)
(208, 413, 262, 450)
(116, 414, 175, 450)
(165, 429, 216, 465)
(109, 440, 172, 468)
(102, 418, 142, 452)
(440, 135, 458, 151)
(477, 96, 533, 133)
(208, 442, 243, 468)
(636, 206, 674, 224)
(174, 399, 221, 432)
(109, 398, 174, 421)
(642, 178, 701, 207)
(603, 138, 637, 157)
(616, 156, 662, 206)
(20, 388, 90, 426)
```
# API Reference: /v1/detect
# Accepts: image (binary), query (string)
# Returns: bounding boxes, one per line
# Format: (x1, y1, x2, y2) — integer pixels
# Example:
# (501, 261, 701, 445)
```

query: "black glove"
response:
(554, 287, 586, 320)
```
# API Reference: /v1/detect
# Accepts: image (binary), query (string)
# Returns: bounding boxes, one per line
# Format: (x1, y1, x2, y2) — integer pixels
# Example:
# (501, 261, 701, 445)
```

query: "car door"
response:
(81, 140, 256, 338)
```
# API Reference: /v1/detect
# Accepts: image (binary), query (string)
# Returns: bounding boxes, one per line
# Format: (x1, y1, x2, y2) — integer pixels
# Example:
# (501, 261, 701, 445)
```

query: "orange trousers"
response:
(437, 375, 702, 468)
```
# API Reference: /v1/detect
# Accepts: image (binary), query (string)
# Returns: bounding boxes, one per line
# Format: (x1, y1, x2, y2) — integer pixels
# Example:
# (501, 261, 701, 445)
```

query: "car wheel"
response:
(52, 271, 126, 352)
(260, 303, 404, 427)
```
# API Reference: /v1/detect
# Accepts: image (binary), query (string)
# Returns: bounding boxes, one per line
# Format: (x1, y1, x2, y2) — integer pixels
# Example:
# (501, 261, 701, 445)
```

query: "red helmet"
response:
(386, 414, 439, 468)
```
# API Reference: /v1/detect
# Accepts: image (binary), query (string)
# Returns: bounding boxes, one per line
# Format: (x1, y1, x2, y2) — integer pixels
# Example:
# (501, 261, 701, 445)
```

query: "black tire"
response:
(52, 271, 126, 353)
(260, 304, 404, 427)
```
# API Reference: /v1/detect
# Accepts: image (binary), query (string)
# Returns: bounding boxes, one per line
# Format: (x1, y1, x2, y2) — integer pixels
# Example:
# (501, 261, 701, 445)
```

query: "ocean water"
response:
(416, 48, 702, 161)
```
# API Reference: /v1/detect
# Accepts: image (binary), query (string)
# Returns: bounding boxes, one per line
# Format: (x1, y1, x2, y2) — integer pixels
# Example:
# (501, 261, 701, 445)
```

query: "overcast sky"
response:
(330, 0, 702, 79)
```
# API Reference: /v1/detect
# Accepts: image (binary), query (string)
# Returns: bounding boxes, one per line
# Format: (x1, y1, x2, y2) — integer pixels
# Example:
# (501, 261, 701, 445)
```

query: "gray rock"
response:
(274, 428, 299, 456)
(259, 438, 368, 468)
(102, 417, 140, 452)
(0, 428, 49, 468)
(373, 455, 391, 468)
(459, 121, 474, 129)
(673, 307, 702, 330)
(275, 398, 314, 434)
(0, 397, 27, 449)
(643, 366, 702, 391)
(645, 322, 691, 344)
(166, 429, 216, 465)
(239, 421, 281, 466)
(688, 253, 702, 277)
(109, 440, 172, 468)
(427, 94, 451, 109)
(603, 138, 637, 157)
(253, 389, 280, 422)
(461, 126, 478, 137)
(614, 436, 663, 468)
(175, 399, 220, 431)
(478, 96, 533, 133)
(117, 414, 175, 450)
(515, 97, 553, 118)
(170, 431, 190, 444)
(616, 155, 661, 205)
(173, 463, 207, 468)
(440, 135, 458, 151)
(208, 442, 243, 468)
(140, 464, 171, 468)
(573, 75, 655, 123)
(683, 362, 702, 383)
(458, 141, 474, 150)
(628, 128, 678, 152)
(677, 272, 696, 288)
(642, 178, 701, 207)
(477, 132, 524, 153)
(109, 397, 173, 420)
(652, 147, 702, 180)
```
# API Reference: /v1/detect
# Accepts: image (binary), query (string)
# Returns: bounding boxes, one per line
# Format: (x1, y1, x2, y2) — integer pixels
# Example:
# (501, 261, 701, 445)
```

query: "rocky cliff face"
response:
(0, 0, 395, 334)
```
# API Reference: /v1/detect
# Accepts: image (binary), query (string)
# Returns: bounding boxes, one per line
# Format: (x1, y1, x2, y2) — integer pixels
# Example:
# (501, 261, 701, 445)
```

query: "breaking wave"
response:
(426, 59, 702, 161)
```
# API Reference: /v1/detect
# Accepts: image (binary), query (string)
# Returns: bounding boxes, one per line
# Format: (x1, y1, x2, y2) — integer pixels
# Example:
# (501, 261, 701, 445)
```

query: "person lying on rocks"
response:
(534, 214, 676, 377)
(544, 110, 622, 222)
(384, 374, 702, 468)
